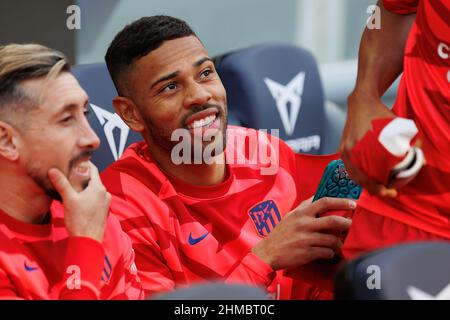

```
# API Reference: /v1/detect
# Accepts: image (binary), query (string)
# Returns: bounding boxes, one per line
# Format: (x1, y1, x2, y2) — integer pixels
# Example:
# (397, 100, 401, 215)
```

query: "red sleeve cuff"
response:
(240, 252, 276, 286)
(63, 237, 104, 288)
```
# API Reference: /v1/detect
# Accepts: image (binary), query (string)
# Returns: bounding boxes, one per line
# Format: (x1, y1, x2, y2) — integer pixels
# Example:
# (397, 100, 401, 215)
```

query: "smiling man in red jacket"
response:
(101, 15, 355, 299)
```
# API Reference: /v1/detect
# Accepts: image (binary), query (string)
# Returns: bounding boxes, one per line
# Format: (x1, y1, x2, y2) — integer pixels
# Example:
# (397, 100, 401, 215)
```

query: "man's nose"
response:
(183, 81, 212, 109)
(78, 118, 100, 150)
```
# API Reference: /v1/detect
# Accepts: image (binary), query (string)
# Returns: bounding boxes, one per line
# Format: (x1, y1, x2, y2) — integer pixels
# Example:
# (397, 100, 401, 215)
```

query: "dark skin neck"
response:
(142, 137, 227, 186)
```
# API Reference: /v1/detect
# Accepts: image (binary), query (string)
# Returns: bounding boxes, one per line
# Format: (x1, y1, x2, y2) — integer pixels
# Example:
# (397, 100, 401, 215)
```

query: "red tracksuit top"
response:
(357, 0, 450, 237)
(101, 126, 339, 299)
(0, 202, 144, 299)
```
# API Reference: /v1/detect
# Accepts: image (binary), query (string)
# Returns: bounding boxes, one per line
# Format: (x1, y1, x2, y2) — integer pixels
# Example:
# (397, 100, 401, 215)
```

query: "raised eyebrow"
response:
(194, 57, 213, 67)
(150, 71, 180, 90)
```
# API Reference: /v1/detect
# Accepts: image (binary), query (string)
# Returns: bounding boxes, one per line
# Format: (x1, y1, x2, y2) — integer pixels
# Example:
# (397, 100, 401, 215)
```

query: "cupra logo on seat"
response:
(90, 103, 130, 160)
(264, 72, 306, 136)
(407, 282, 450, 300)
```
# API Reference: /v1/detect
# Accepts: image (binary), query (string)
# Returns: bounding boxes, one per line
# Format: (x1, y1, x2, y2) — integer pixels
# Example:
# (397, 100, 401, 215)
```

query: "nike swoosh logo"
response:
(188, 232, 209, 245)
(24, 261, 38, 272)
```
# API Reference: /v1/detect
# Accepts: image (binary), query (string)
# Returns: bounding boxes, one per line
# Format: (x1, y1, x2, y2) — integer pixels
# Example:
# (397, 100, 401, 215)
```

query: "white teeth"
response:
(74, 161, 89, 174)
(188, 115, 216, 129)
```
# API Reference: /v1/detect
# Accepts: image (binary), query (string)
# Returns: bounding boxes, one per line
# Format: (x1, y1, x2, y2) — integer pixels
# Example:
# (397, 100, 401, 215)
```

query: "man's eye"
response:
(162, 83, 177, 92)
(84, 109, 91, 118)
(201, 69, 213, 78)
(60, 116, 74, 124)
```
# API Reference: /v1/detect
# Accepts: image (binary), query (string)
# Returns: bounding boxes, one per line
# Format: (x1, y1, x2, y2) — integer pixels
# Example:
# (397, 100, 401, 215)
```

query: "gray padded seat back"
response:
(153, 283, 268, 300)
(335, 242, 450, 300)
(72, 63, 143, 172)
(215, 43, 345, 154)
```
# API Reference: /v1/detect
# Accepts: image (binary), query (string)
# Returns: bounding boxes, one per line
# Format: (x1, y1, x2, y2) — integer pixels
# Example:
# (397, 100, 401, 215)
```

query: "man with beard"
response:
(101, 15, 354, 299)
(0, 44, 143, 299)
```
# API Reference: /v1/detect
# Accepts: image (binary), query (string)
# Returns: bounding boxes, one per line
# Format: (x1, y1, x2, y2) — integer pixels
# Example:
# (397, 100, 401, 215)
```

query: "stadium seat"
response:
(335, 242, 450, 300)
(214, 43, 346, 154)
(152, 283, 268, 300)
(72, 63, 143, 172)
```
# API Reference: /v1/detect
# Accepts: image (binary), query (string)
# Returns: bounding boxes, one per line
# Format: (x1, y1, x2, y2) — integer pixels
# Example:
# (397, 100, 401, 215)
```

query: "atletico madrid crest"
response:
(248, 200, 281, 237)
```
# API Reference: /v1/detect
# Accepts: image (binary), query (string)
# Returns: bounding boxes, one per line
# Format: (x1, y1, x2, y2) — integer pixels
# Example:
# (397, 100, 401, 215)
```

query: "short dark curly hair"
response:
(105, 15, 196, 95)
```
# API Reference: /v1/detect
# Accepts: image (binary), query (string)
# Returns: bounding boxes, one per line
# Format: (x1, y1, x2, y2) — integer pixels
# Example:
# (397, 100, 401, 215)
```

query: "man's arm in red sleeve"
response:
(118, 227, 146, 300)
(54, 236, 104, 299)
(224, 251, 276, 289)
(0, 268, 23, 300)
(108, 197, 176, 299)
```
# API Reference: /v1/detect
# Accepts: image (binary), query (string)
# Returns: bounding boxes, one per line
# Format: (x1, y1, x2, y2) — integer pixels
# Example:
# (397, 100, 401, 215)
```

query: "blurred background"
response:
(0, 0, 398, 108)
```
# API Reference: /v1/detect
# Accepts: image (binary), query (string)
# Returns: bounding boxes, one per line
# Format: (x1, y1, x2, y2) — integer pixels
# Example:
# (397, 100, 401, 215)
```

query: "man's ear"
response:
(0, 121, 19, 161)
(112, 96, 146, 132)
